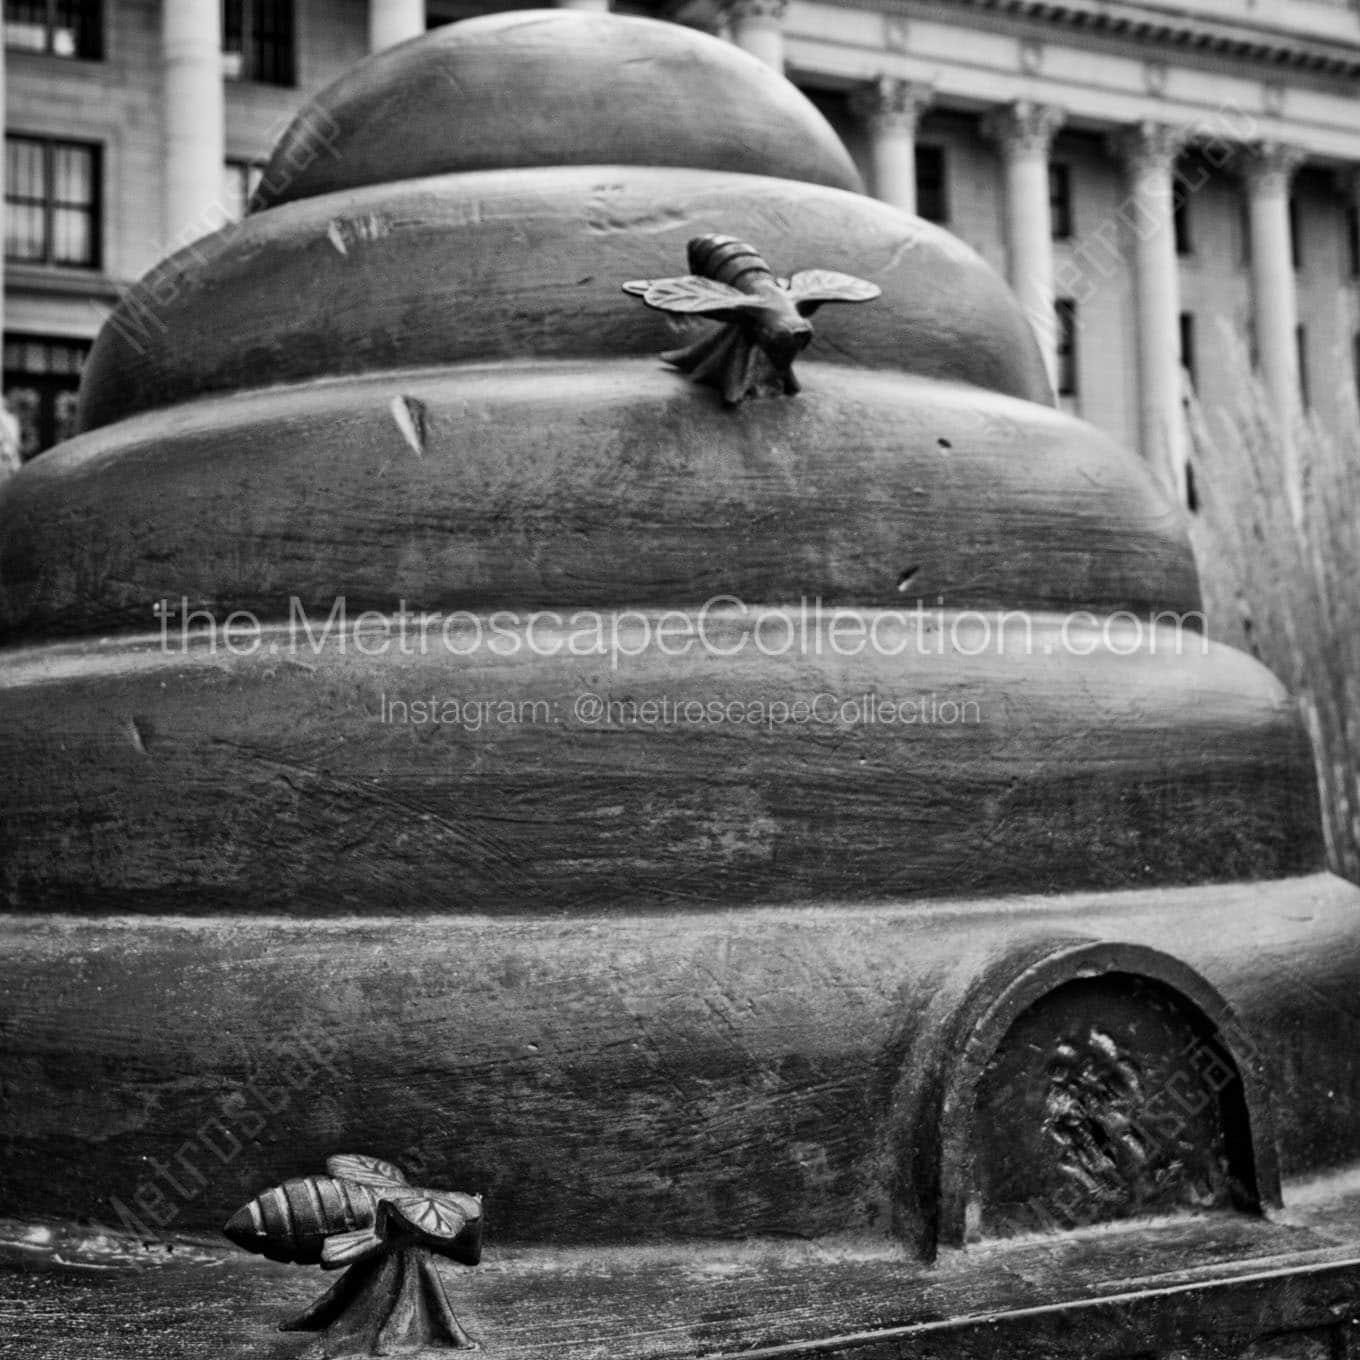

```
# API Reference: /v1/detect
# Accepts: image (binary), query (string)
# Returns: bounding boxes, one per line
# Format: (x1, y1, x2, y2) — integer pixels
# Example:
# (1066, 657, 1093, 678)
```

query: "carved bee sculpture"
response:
(622, 233, 881, 405)
(224, 1154, 483, 1356)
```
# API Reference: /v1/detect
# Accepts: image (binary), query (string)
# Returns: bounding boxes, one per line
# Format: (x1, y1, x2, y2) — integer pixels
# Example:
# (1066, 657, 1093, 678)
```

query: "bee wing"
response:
(325, 1154, 409, 1188)
(384, 1195, 472, 1243)
(320, 1227, 386, 1270)
(622, 275, 766, 318)
(786, 269, 882, 313)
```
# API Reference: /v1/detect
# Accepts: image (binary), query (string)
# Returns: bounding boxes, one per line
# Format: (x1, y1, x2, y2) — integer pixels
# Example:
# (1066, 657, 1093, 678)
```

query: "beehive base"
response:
(6, 1180, 1360, 1359)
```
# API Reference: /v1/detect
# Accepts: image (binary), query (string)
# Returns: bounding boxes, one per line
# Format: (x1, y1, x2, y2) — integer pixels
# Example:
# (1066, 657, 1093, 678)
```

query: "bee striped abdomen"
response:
(686, 234, 773, 292)
(225, 1176, 376, 1265)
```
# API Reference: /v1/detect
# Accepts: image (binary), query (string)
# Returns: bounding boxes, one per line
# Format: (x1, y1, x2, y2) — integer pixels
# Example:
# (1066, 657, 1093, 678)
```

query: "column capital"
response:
(1110, 121, 1189, 178)
(981, 100, 1066, 158)
(1242, 141, 1306, 195)
(851, 76, 934, 135)
(721, 0, 787, 25)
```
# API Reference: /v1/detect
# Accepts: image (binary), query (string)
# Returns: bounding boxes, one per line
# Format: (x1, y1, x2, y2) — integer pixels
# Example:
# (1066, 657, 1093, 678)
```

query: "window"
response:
(1289, 195, 1302, 270)
(1055, 298, 1077, 397)
(222, 159, 263, 221)
(1345, 203, 1359, 279)
(1179, 312, 1196, 390)
(1353, 332, 1360, 404)
(915, 145, 947, 224)
(223, 0, 294, 86)
(4, 0, 100, 58)
(3, 334, 89, 460)
(1239, 191, 1252, 265)
(1049, 163, 1072, 240)
(5, 135, 100, 267)
(1173, 182, 1192, 256)
(1296, 324, 1310, 409)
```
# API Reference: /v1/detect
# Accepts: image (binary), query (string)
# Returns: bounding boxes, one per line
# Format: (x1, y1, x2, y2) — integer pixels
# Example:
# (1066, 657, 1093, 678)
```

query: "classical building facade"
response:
(5, 0, 1360, 504)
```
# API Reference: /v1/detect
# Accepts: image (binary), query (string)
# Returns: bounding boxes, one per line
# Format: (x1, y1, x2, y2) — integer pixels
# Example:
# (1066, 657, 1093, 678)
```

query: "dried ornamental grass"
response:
(1186, 329, 1360, 883)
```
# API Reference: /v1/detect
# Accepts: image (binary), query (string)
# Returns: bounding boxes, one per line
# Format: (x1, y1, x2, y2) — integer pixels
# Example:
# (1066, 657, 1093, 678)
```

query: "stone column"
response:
(1114, 121, 1190, 502)
(852, 76, 934, 215)
(369, 0, 425, 52)
(723, 0, 787, 72)
(162, 0, 227, 248)
(983, 100, 1066, 389)
(1244, 142, 1305, 426)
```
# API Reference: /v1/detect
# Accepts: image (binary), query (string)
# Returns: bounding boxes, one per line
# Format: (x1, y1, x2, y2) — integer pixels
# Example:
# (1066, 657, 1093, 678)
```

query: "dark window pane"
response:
(3, 332, 91, 459)
(1179, 312, 1196, 388)
(8, 136, 46, 199)
(5, 385, 42, 459)
(1289, 196, 1302, 270)
(1346, 203, 1360, 278)
(1296, 324, 1309, 409)
(51, 142, 93, 205)
(225, 0, 293, 84)
(63, 0, 100, 58)
(222, 0, 243, 51)
(1173, 183, 1192, 255)
(6, 0, 100, 57)
(52, 340, 87, 375)
(915, 144, 947, 224)
(52, 206, 92, 264)
(1055, 297, 1077, 397)
(53, 387, 80, 444)
(252, 0, 295, 85)
(1049, 163, 1072, 240)
(4, 135, 100, 267)
(5, 0, 49, 50)
(6, 204, 45, 260)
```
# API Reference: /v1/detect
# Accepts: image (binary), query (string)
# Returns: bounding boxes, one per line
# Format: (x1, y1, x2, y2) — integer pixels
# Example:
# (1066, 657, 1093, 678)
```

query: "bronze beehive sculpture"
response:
(1, 12, 1359, 1358)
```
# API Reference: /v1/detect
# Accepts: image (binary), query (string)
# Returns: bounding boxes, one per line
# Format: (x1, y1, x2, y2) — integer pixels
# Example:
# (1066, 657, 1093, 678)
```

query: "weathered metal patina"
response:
(623, 233, 881, 403)
(225, 1154, 482, 1354)
(1, 11, 1359, 1360)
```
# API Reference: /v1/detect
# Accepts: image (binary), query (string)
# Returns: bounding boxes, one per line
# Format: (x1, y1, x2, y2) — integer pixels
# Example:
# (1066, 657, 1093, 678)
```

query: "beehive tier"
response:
(2, 12, 1359, 1359)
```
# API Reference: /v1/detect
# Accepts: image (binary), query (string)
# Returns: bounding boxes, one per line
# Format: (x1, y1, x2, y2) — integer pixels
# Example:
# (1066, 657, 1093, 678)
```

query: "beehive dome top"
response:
(250, 9, 863, 211)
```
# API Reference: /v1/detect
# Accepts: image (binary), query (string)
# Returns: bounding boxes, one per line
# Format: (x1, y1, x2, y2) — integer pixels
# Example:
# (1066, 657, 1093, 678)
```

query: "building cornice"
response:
(812, 0, 1360, 83)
